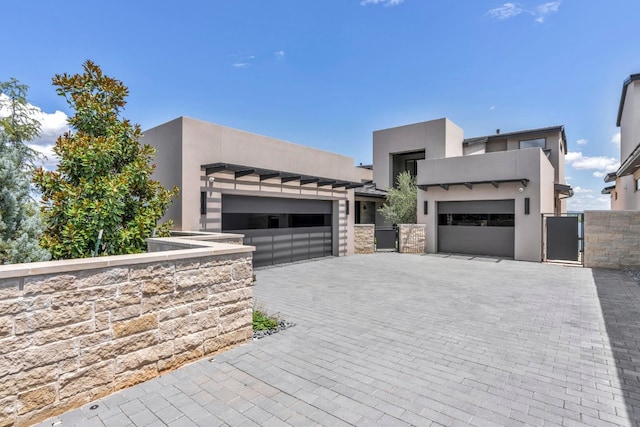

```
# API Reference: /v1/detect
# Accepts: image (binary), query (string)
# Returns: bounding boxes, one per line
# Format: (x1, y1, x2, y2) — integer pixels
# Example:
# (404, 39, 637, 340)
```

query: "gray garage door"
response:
(437, 200, 515, 258)
(222, 195, 333, 267)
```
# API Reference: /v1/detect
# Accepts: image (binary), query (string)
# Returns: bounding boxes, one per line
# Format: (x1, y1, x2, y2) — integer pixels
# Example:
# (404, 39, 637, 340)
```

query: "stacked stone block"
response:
(398, 224, 426, 254)
(354, 224, 375, 254)
(0, 251, 253, 427)
(584, 210, 640, 269)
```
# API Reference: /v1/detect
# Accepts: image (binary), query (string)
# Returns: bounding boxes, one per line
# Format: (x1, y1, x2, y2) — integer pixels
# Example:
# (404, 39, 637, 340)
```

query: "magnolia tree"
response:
(33, 61, 178, 259)
(378, 171, 417, 225)
(0, 79, 50, 264)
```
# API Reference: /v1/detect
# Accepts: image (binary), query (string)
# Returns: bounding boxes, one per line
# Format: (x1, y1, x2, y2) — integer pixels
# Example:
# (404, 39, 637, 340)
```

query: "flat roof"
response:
(463, 125, 566, 146)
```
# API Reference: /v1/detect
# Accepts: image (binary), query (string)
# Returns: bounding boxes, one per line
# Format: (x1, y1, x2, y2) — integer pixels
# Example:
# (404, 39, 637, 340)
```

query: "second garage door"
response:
(437, 200, 515, 258)
(221, 195, 333, 267)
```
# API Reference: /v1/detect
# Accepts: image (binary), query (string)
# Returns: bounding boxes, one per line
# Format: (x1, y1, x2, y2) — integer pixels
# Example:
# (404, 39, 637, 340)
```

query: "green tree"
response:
(0, 79, 50, 264)
(33, 61, 178, 260)
(378, 171, 417, 225)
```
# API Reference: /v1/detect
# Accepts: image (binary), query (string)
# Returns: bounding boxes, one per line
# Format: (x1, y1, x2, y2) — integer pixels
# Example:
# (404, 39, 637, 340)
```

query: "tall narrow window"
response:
(200, 192, 207, 215)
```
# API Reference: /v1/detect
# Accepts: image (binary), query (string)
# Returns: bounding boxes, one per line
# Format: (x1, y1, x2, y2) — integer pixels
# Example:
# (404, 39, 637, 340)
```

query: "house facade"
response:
(144, 116, 368, 267)
(146, 116, 570, 265)
(372, 118, 570, 261)
(604, 74, 640, 209)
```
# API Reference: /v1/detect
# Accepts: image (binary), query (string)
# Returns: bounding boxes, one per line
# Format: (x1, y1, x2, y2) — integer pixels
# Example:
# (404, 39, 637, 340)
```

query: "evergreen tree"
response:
(0, 79, 50, 264)
(33, 61, 178, 259)
(378, 171, 417, 225)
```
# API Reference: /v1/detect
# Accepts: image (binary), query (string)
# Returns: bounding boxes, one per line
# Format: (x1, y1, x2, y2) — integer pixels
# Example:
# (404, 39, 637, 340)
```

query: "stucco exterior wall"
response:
(142, 118, 183, 229)
(417, 149, 554, 262)
(620, 81, 640, 162)
(372, 118, 464, 190)
(145, 116, 361, 257)
(0, 241, 254, 427)
(584, 210, 640, 269)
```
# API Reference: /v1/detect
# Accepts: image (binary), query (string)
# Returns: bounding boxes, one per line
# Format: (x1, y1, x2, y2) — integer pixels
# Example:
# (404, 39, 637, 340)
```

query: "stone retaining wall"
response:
(0, 240, 254, 427)
(398, 224, 426, 254)
(354, 225, 375, 254)
(584, 210, 640, 269)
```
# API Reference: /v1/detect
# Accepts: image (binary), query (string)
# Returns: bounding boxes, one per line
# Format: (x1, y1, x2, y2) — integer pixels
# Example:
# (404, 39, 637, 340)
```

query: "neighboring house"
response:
(372, 118, 571, 261)
(603, 73, 640, 209)
(143, 116, 367, 267)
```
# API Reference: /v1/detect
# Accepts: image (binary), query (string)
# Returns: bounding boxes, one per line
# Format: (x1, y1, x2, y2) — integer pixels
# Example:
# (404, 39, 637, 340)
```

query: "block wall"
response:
(584, 211, 640, 269)
(0, 249, 253, 427)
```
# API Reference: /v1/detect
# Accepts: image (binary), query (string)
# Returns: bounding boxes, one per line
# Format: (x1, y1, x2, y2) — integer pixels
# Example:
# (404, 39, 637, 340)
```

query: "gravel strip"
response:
(253, 319, 295, 340)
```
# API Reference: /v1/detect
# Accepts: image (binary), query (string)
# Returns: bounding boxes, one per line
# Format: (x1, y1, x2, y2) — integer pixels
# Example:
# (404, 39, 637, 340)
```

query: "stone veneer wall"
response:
(584, 210, 640, 269)
(354, 225, 375, 254)
(398, 224, 426, 254)
(0, 240, 254, 427)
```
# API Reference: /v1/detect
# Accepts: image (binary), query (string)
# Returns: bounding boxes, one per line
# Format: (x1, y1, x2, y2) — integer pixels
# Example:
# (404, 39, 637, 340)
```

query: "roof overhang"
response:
(201, 162, 364, 189)
(418, 178, 529, 191)
(462, 126, 567, 154)
(604, 172, 618, 183)
(602, 185, 615, 195)
(615, 143, 640, 178)
(554, 183, 574, 198)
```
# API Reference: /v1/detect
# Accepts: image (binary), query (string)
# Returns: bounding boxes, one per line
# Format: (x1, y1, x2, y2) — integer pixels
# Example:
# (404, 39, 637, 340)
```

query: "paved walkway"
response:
(37, 254, 640, 426)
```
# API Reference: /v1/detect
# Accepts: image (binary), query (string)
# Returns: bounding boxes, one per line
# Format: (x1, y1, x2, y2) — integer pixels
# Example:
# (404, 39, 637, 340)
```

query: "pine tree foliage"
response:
(33, 61, 179, 259)
(378, 171, 418, 225)
(0, 79, 50, 264)
(0, 78, 41, 165)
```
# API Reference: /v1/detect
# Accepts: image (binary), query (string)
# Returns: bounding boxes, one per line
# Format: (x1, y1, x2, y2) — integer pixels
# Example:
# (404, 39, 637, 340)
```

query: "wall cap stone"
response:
(0, 235, 254, 281)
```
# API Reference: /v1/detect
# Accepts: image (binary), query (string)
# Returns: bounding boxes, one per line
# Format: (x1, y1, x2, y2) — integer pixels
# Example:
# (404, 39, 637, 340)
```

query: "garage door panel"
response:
(438, 226, 514, 257)
(221, 195, 333, 267)
(437, 200, 515, 258)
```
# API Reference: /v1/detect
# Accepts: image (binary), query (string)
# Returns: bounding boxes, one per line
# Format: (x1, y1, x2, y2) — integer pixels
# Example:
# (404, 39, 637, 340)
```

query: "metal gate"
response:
(375, 226, 397, 251)
(543, 214, 583, 263)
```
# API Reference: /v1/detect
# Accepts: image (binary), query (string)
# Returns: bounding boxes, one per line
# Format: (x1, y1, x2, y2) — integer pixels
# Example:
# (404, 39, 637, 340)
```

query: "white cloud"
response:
(489, 106, 496, 111)
(611, 132, 621, 146)
(0, 94, 68, 170)
(576, 138, 587, 145)
(572, 186, 593, 194)
(274, 50, 285, 59)
(534, 1, 561, 22)
(567, 193, 611, 211)
(487, 3, 523, 20)
(232, 63, 249, 69)
(487, 1, 561, 23)
(360, 0, 404, 6)
(565, 151, 619, 172)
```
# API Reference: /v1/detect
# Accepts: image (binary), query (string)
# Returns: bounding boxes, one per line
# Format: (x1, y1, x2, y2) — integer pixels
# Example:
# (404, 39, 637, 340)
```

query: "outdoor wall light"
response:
(208, 176, 215, 183)
(424, 201, 428, 215)
(518, 187, 524, 193)
(524, 197, 530, 215)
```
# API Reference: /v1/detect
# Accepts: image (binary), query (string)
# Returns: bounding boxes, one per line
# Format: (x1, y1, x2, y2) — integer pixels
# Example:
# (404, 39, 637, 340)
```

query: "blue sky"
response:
(3, 0, 639, 210)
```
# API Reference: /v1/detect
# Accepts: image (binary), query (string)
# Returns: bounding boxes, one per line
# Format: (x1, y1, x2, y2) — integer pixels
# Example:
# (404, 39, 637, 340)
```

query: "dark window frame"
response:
(519, 138, 546, 150)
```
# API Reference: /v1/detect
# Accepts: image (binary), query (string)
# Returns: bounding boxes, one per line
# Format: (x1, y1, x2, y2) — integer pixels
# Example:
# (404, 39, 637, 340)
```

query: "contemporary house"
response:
(603, 73, 640, 209)
(143, 117, 368, 267)
(372, 118, 571, 261)
(145, 115, 571, 265)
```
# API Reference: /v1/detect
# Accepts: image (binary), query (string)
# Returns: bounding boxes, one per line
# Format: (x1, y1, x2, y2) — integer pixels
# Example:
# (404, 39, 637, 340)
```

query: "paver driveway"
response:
(38, 254, 640, 426)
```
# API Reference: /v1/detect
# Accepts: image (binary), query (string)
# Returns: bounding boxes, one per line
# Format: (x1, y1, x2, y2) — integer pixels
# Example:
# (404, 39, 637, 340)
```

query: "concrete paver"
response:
(35, 254, 640, 426)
